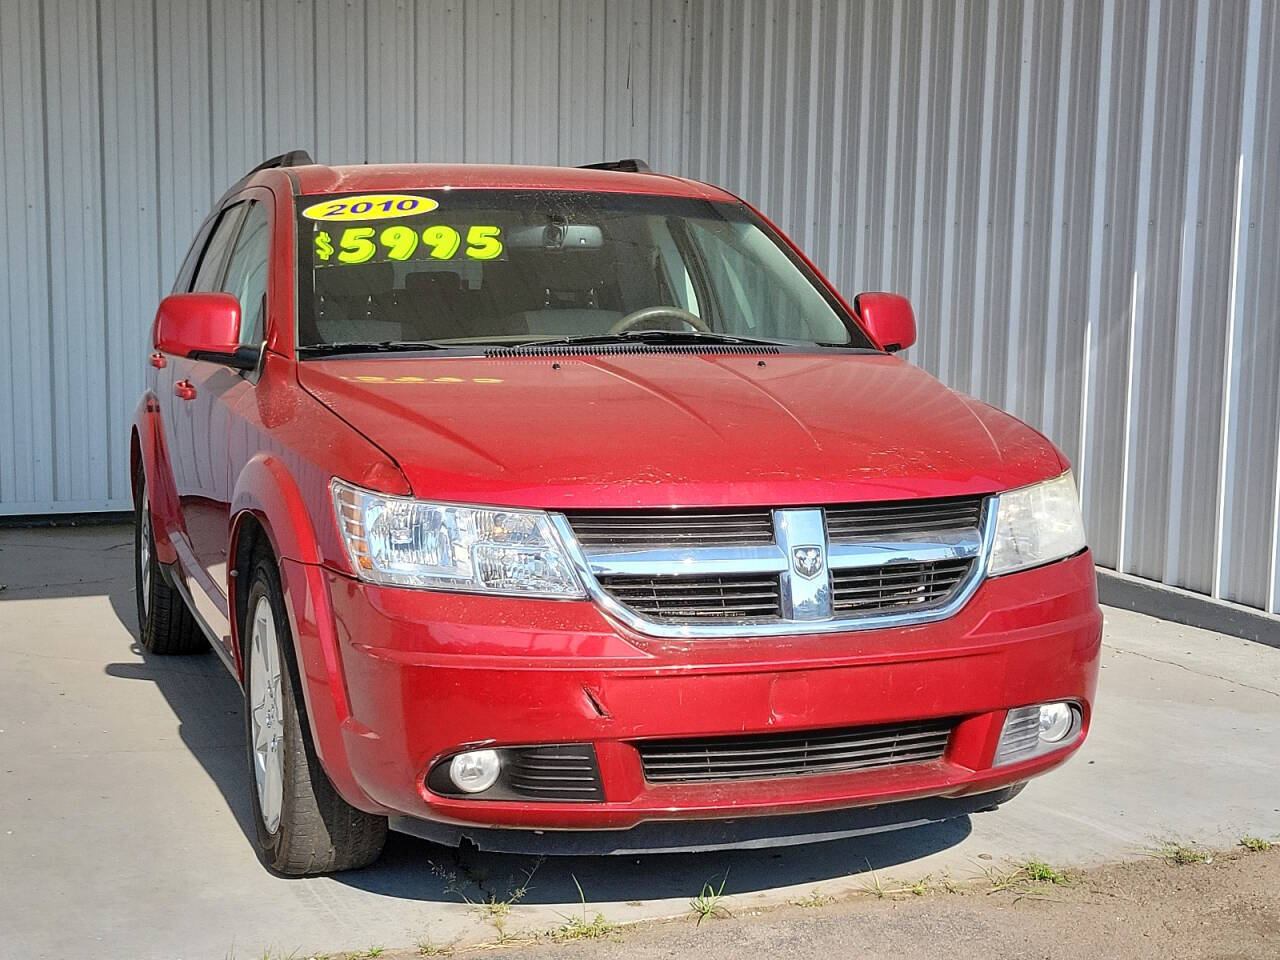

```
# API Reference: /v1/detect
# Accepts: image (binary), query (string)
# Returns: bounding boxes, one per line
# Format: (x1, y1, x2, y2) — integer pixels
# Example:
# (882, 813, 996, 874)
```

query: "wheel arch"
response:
(227, 454, 381, 813)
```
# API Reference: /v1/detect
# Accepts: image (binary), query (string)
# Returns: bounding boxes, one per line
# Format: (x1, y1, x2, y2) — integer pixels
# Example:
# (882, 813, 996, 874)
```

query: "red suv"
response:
(131, 152, 1101, 875)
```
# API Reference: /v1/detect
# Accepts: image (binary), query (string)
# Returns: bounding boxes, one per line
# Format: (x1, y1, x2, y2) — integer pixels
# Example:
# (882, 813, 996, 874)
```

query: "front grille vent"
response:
(567, 508, 775, 549)
(831, 557, 973, 613)
(825, 496, 984, 541)
(637, 718, 953, 783)
(505, 745, 605, 802)
(993, 706, 1042, 766)
(596, 573, 782, 620)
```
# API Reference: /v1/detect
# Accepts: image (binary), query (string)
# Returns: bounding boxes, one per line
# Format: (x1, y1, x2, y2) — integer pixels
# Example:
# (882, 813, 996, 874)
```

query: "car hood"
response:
(297, 352, 1065, 509)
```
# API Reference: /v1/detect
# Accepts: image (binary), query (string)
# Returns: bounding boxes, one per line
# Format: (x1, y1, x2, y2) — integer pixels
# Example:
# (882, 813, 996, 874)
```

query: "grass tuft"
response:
(1151, 839, 1212, 866)
(1239, 835, 1272, 853)
(689, 873, 732, 925)
(1019, 860, 1070, 885)
(416, 939, 454, 957)
(553, 875, 620, 943)
(790, 888, 835, 908)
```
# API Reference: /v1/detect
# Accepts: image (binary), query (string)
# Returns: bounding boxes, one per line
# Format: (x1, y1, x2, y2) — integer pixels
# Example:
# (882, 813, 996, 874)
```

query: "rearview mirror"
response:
(506, 223, 604, 250)
(854, 292, 916, 353)
(153, 293, 258, 370)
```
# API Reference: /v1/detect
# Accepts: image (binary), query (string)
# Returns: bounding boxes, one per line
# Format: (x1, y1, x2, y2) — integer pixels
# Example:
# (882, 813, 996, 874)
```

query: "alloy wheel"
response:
(248, 595, 285, 833)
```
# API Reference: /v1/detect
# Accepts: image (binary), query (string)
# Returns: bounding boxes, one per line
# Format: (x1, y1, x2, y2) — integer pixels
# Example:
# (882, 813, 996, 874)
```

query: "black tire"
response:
(134, 476, 206, 655)
(242, 551, 387, 875)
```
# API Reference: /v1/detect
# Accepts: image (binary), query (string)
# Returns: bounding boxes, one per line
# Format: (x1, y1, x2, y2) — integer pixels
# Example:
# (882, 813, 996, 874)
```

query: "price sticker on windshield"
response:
(301, 193, 439, 222)
(313, 224, 505, 264)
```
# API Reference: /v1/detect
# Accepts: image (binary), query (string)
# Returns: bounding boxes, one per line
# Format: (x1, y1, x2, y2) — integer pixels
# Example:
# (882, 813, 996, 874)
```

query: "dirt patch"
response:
(397, 847, 1280, 960)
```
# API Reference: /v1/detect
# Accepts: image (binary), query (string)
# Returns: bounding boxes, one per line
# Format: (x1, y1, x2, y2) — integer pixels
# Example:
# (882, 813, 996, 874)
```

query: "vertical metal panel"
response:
(414, 0, 466, 160)
(366, 0, 415, 161)
(315, 0, 369, 164)
(0, 0, 55, 510)
(557, 0, 605, 165)
(101, 0, 161, 504)
(510, 0, 561, 164)
(680, 0, 1279, 614)
(211, 0, 265, 191)
(464, 0, 513, 163)
(2, 0, 1278, 617)
(43, 0, 107, 506)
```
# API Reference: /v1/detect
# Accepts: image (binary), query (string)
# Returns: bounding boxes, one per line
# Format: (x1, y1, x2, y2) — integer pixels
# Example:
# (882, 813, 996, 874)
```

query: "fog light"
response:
(1038, 702, 1074, 743)
(449, 749, 501, 793)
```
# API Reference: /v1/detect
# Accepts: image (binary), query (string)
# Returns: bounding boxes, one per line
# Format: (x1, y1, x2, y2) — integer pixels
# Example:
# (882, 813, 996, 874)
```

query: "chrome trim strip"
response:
(826, 536, 982, 569)
(581, 544, 789, 577)
(577, 532, 980, 577)
(549, 497, 999, 639)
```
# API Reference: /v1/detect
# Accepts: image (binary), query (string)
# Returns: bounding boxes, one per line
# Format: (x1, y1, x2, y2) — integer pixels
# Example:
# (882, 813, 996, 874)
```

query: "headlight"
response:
(988, 471, 1087, 576)
(330, 479, 584, 597)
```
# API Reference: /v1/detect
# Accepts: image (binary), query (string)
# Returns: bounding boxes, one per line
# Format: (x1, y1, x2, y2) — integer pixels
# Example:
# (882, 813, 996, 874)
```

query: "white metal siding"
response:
(1, 0, 1277, 615)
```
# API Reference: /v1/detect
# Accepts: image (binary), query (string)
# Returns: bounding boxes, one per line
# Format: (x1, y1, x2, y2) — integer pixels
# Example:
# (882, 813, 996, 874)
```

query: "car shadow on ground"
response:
(100, 548, 975, 908)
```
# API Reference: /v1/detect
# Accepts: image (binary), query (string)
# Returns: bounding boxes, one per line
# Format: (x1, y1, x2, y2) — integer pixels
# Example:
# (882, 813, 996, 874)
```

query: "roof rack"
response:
(219, 150, 314, 202)
(577, 158, 652, 173)
(247, 149, 314, 174)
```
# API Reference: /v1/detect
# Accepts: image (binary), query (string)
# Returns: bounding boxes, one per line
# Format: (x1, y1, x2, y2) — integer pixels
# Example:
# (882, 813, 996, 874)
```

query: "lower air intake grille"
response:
(505, 745, 605, 802)
(636, 718, 954, 784)
(596, 573, 782, 620)
(831, 557, 973, 613)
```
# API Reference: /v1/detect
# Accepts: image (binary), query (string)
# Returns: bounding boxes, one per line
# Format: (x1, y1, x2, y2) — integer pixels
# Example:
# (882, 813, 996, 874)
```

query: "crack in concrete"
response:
(1103, 643, 1280, 699)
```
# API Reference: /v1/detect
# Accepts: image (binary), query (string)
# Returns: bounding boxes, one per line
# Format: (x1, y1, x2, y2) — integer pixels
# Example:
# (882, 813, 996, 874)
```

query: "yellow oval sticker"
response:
(300, 193, 439, 222)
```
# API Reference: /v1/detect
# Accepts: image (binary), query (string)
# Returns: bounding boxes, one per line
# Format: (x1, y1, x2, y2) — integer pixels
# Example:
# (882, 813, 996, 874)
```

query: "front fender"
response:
(228, 453, 382, 813)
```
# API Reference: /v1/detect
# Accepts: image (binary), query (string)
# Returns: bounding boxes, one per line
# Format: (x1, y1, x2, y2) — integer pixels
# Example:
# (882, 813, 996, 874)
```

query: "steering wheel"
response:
(608, 306, 712, 336)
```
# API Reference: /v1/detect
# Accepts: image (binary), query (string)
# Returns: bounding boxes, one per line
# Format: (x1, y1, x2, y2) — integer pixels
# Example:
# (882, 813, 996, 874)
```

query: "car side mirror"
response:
(153, 293, 258, 370)
(854, 292, 916, 353)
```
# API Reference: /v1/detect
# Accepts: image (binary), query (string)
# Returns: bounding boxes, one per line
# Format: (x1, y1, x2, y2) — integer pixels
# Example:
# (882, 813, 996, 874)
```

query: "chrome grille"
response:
(555, 495, 992, 637)
(566, 508, 774, 548)
(831, 557, 974, 613)
(825, 496, 984, 541)
(637, 718, 953, 783)
(595, 573, 782, 620)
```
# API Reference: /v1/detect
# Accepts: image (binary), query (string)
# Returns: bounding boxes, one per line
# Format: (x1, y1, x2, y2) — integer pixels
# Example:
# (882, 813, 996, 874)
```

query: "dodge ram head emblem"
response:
(792, 545, 825, 579)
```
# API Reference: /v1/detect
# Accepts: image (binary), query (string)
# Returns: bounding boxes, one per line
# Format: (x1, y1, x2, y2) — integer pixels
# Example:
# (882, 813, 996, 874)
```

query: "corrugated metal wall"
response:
(2, 1, 1278, 615)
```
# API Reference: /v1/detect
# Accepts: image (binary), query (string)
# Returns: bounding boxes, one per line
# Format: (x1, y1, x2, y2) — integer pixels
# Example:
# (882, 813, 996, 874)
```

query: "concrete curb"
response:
(1096, 567, 1280, 648)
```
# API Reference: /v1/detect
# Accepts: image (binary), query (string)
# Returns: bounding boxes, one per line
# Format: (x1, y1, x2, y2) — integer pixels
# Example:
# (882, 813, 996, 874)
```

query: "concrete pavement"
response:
(1, 525, 1277, 960)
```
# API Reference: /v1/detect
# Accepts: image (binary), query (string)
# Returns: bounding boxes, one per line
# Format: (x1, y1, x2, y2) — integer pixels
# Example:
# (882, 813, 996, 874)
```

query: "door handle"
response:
(174, 379, 197, 401)
(150, 352, 167, 369)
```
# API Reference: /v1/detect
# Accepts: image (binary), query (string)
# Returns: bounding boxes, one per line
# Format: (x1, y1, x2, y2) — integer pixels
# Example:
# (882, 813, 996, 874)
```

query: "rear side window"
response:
(220, 202, 270, 344)
(191, 203, 246, 292)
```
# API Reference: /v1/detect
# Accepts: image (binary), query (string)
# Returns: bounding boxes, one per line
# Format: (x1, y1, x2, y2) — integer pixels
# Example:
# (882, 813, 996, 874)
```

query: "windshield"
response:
(294, 189, 870, 351)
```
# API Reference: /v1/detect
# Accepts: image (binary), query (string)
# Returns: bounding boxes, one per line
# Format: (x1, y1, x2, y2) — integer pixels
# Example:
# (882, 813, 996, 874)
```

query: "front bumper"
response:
(284, 550, 1101, 840)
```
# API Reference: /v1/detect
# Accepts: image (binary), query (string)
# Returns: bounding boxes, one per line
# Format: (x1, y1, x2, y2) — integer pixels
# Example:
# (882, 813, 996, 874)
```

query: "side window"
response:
(686, 220, 846, 342)
(191, 203, 246, 292)
(173, 217, 215, 293)
(220, 202, 270, 345)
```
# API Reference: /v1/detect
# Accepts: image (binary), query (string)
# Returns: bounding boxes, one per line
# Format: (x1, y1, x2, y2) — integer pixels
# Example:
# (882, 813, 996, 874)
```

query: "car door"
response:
(160, 202, 243, 616)
(171, 196, 269, 649)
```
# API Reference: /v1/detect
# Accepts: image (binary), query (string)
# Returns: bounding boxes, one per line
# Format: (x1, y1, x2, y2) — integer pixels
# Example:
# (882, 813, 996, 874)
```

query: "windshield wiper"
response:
(508, 330, 792, 349)
(297, 340, 452, 357)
